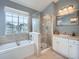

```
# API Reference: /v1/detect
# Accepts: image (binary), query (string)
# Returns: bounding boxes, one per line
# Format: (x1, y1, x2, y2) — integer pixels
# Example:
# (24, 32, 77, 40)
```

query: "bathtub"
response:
(0, 40, 35, 59)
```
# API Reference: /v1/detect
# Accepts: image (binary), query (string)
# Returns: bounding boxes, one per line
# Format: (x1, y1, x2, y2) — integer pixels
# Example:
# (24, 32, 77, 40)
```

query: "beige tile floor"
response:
(25, 49, 67, 59)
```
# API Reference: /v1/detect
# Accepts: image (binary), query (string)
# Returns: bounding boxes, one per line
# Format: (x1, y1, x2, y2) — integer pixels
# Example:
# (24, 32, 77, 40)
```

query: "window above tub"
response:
(4, 6, 29, 35)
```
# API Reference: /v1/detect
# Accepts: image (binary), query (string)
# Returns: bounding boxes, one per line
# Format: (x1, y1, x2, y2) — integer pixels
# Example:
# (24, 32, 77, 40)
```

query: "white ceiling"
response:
(10, 0, 58, 12)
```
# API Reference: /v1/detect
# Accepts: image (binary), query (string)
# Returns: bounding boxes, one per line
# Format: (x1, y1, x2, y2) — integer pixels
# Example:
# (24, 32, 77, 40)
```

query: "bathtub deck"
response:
(25, 49, 67, 59)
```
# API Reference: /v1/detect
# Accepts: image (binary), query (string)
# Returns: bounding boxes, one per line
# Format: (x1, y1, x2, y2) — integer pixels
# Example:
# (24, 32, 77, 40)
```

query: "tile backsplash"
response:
(0, 33, 29, 45)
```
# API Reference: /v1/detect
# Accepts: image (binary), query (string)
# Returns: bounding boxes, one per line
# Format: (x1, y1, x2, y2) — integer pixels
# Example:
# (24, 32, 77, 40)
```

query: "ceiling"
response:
(10, 0, 58, 12)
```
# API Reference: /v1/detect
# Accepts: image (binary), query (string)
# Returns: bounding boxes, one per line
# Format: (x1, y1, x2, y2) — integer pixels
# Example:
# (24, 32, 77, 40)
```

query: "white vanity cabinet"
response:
(58, 37, 69, 57)
(68, 40, 79, 59)
(53, 36, 59, 52)
(52, 35, 79, 59)
(53, 36, 68, 57)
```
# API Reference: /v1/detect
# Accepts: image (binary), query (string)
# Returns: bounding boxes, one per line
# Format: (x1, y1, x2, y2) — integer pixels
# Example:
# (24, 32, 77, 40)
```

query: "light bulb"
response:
(68, 5, 75, 13)
(58, 10, 63, 16)
(59, 10, 62, 13)
(63, 8, 68, 15)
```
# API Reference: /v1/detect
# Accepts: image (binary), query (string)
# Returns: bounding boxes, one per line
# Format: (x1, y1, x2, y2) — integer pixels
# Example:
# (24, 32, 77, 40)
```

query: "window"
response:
(5, 7, 29, 35)
(32, 18, 40, 32)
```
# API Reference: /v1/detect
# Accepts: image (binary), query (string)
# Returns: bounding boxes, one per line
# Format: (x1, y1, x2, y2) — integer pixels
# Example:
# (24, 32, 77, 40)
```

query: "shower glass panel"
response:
(41, 15, 52, 50)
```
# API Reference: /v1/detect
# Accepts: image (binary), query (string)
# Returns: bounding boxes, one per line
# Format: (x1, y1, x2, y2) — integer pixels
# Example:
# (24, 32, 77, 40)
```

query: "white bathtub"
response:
(0, 40, 35, 59)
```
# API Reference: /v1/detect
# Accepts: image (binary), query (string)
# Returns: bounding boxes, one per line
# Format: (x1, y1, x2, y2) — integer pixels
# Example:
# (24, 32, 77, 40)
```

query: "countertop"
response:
(53, 34, 79, 41)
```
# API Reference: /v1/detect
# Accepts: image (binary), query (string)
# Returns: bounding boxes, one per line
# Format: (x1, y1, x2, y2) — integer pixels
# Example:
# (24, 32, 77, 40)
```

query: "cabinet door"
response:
(53, 37, 55, 49)
(76, 41, 79, 59)
(77, 41, 79, 59)
(68, 40, 79, 59)
(58, 37, 69, 57)
(53, 37, 59, 51)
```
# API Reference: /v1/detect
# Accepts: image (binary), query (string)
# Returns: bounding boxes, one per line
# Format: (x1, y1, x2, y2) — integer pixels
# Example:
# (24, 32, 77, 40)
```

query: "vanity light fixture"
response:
(59, 10, 62, 13)
(68, 5, 75, 13)
(58, 5, 76, 16)
(63, 8, 68, 15)
(58, 9, 64, 16)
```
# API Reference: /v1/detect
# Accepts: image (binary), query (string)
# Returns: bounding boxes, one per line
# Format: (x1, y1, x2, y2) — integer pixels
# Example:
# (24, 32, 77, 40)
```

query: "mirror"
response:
(56, 11, 79, 26)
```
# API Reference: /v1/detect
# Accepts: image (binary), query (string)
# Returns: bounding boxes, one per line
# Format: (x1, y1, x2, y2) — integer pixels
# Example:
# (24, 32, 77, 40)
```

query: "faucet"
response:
(15, 40, 20, 46)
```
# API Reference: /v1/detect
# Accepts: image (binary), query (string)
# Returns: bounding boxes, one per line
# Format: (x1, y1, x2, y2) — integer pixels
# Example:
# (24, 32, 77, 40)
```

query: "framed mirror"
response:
(56, 11, 79, 26)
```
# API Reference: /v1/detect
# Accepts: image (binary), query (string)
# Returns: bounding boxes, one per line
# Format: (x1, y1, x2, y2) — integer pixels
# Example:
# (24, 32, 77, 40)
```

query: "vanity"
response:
(52, 34, 79, 59)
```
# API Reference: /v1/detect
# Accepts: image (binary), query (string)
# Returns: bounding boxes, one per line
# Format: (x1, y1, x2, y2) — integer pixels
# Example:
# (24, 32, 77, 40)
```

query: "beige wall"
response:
(0, 33, 29, 45)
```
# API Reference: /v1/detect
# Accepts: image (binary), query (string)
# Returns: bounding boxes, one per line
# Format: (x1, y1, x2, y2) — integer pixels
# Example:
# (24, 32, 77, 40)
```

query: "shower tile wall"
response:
(40, 3, 57, 49)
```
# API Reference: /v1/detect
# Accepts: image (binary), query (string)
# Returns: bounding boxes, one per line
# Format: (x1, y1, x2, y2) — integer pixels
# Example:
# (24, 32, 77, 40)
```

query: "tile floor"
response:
(25, 49, 67, 59)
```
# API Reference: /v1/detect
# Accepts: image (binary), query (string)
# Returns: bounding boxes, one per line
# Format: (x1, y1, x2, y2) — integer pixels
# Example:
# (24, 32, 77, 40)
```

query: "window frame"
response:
(5, 7, 29, 35)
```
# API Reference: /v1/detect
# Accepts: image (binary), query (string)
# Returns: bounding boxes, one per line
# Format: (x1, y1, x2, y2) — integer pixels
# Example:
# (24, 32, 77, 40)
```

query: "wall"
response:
(40, 2, 57, 47)
(56, 0, 79, 35)
(41, 2, 57, 32)
(0, 0, 38, 45)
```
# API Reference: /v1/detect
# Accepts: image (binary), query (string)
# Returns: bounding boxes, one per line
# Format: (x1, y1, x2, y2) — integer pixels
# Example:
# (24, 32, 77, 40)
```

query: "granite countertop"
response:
(53, 34, 79, 41)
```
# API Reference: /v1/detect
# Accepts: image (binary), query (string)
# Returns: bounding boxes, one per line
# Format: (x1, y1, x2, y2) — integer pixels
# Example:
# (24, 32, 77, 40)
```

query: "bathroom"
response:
(0, 0, 79, 59)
